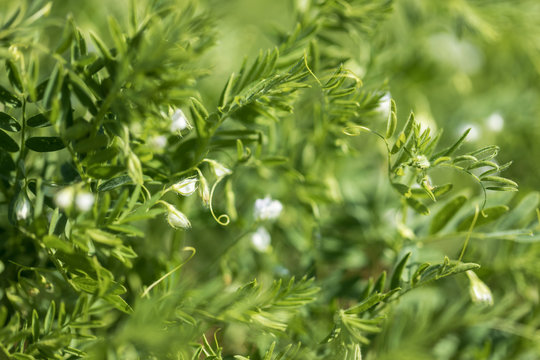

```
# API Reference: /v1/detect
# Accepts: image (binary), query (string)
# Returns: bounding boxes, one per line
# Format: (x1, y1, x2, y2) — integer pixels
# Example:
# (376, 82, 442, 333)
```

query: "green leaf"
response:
(385, 99, 397, 138)
(64, 121, 92, 140)
(71, 276, 98, 293)
(190, 97, 210, 138)
(0, 344, 11, 360)
(457, 205, 509, 231)
(82, 147, 118, 165)
(31, 309, 39, 342)
(86, 228, 122, 246)
(0, 84, 21, 107)
(127, 152, 143, 185)
(391, 182, 411, 197)
(43, 234, 73, 253)
(390, 252, 411, 289)
(406, 197, 430, 215)
(107, 224, 144, 237)
(6, 60, 23, 92)
(411, 183, 453, 199)
(104, 294, 133, 314)
(431, 128, 470, 160)
(26, 137, 65, 152)
(429, 195, 467, 234)
(480, 175, 518, 188)
(27, 113, 50, 127)
(69, 72, 97, 115)
(391, 112, 415, 154)
(43, 301, 56, 334)
(0, 149, 15, 175)
(498, 192, 539, 229)
(0, 112, 21, 132)
(87, 165, 123, 179)
(344, 293, 382, 315)
(73, 134, 108, 153)
(42, 64, 63, 109)
(411, 262, 430, 286)
(98, 174, 132, 192)
(372, 271, 386, 294)
(0, 129, 19, 152)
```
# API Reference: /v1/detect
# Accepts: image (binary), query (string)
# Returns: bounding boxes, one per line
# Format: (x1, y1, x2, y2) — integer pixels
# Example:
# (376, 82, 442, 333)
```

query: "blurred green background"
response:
(2, 0, 539, 358)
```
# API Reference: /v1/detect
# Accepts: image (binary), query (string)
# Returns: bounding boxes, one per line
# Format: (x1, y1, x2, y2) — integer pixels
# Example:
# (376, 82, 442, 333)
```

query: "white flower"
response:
(55, 187, 74, 209)
(150, 135, 167, 149)
(163, 202, 191, 229)
(209, 160, 232, 178)
(251, 227, 271, 252)
(171, 177, 198, 196)
(75, 192, 95, 212)
(15, 195, 31, 221)
(170, 109, 192, 133)
(486, 112, 504, 132)
(254, 196, 283, 221)
(198, 175, 210, 206)
(412, 155, 430, 169)
(466, 270, 493, 305)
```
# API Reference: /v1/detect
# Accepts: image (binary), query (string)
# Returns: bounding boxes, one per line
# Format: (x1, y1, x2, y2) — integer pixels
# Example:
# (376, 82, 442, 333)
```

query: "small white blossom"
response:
(209, 160, 232, 178)
(55, 187, 75, 209)
(15, 196, 31, 221)
(486, 112, 504, 132)
(254, 196, 283, 221)
(198, 175, 210, 206)
(150, 135, 167, 149)
(412, 155, 430, 169)
(466, 270, 493, 305)
(163, 202, 191, 229)
(75, 192, 95, 212)
(251, 227, 271, 252)
(170, 109, 192, 133)
(171, 177, 198, 196)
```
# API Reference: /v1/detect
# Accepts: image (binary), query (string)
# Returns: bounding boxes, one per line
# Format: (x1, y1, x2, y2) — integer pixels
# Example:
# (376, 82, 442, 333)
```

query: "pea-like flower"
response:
(55, 187, 75, 209)
(75, 192, 95, 212)
(254, 196, 283, 221)
(251, 226, 271, 252)
(150, 135, 167, 149)
(207, 160, 232, 178)
(170, 109, 192, 133)
(15, 194, 32, 221)
(162, 202, 191, 229)
(466, 270, 493, 306)
(171, 177, 198, 196)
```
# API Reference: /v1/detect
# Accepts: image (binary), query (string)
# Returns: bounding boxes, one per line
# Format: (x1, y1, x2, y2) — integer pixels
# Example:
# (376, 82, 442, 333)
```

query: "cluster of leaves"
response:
(0, 0, 539, 359)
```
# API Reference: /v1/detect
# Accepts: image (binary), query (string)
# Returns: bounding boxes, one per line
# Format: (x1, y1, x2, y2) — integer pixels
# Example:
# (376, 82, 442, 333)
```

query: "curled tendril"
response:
(141, 246, 196, 298)
(209, 176, 230, 226)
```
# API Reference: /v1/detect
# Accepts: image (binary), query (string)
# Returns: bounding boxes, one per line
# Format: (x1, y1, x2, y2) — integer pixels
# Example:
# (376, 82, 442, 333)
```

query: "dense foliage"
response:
(0, 0, 539, 359)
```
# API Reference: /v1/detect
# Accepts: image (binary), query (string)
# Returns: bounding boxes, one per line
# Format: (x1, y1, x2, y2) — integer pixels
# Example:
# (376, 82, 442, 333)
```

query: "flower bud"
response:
(171, 177, 198, 196)
(198, 174, 210, 207)
(14, 192, 32, 221)
(466, 270, 493, 306)
(208, 160, 232, 178)
(162, 202, 191, 229)
(170, 109, 192, 133)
